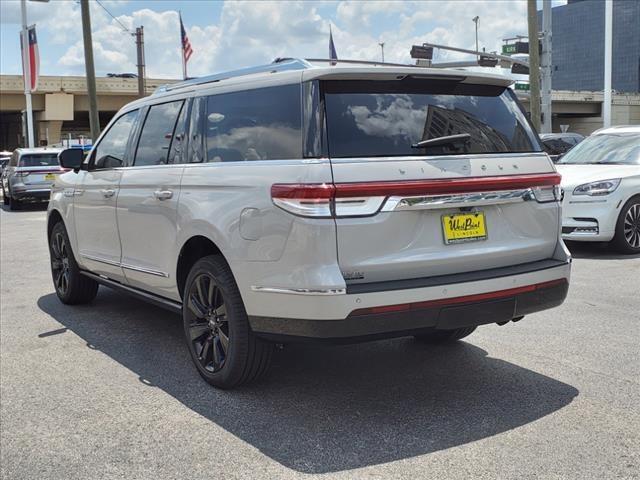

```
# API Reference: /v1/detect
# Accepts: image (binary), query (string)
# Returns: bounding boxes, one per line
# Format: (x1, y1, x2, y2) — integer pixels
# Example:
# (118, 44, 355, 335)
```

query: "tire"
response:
(49, 221, 99, 304)
(414, 326, 477, 344)
(612, 197, 640, 254)
(183, 255, 273, 389)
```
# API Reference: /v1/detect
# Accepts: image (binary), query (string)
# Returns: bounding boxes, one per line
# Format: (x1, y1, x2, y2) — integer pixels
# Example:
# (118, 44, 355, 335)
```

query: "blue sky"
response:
(0, 0, 567, 79)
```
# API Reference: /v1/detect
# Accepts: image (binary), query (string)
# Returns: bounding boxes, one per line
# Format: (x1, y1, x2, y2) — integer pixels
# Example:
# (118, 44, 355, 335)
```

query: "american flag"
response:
(180, 14, 193, 63)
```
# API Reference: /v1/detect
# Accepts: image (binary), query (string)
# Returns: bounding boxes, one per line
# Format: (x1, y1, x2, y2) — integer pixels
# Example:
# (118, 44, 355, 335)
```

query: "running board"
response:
(80, 271, 182, 314)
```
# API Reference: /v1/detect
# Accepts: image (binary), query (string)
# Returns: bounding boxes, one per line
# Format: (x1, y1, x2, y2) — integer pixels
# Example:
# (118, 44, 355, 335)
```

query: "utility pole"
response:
(540, 0, 553, 133)
(527, 0, 541, 131)
(20, 0, 34, 148)
(135, 26, 146, 98)
(603, 0, 613, 128)
(80, 0, 100, 143)
(378, 42, 385, 63)
(472, 16, 479, 60)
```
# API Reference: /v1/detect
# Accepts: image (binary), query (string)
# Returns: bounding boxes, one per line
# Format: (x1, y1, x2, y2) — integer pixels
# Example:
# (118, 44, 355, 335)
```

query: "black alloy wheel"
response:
(185, 273, 230, 374)
(623, 202, 640, 249)
(51, 230, 71, 296)
(182, 255, 273, 389)
(613, 198, 640, 254)
(48, 221, 99, 304)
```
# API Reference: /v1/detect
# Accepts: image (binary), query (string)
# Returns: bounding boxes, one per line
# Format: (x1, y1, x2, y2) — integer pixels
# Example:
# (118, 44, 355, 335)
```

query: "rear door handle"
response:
(153, 190, 173, 200)
(100, 188, 116, 198)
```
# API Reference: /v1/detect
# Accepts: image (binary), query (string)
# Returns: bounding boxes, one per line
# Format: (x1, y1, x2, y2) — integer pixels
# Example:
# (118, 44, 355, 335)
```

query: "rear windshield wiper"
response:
(411, 133, 471, 149)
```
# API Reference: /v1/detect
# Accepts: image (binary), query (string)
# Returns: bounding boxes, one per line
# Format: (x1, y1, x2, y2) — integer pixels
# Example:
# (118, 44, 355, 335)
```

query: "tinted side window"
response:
(135, 101, 184, 166)
(93, 110, 139, 169)
(205, 84, 302, 162)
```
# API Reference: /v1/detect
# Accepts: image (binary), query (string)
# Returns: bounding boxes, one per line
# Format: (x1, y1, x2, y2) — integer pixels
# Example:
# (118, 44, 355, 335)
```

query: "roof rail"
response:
(154, 58, 313, 94)
(304, 58, 416, 68)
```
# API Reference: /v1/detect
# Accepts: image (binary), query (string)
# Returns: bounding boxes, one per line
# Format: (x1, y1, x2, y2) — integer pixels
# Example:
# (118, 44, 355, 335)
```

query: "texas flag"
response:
(20, 25, 39, 92)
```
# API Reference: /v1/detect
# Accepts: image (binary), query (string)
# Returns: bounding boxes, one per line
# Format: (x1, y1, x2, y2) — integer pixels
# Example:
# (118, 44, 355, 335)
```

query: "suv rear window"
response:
(19, 154, 59, 167)
(323, 80, 540, 158)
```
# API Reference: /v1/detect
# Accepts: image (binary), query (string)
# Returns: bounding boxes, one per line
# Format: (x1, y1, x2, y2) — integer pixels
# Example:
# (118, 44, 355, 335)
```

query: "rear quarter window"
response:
(323, 80, 540, 158)
(205, 84, 302, 162)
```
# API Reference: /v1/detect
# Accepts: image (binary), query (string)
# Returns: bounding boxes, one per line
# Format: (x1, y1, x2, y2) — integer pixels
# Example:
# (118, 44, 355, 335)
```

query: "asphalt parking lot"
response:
(1, 203, 638, 480)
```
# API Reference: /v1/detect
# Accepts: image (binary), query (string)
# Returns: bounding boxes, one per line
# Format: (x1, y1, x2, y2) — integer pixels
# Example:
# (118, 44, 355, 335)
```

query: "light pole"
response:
(80, 0, 100, 143)
(378, 42, 385, 63)
(472, 16, 479, 59)
(603, 0, 613, 128)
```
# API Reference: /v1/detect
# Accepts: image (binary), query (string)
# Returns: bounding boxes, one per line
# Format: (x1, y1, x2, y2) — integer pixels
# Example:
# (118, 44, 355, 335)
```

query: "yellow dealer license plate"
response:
(44, 173, 56, 181)
(442, 212, 487, 244)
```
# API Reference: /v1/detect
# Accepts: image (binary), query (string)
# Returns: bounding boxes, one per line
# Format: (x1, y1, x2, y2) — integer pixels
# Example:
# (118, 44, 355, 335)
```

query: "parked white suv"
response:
(48, 59, 571, 389)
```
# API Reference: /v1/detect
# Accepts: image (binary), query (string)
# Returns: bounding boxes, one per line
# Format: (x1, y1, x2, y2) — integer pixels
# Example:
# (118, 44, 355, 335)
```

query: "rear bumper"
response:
(249, 277, 569, 343)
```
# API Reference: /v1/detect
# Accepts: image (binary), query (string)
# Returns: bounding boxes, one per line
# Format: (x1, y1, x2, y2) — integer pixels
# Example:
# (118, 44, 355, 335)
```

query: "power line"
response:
(94, 0, 131, 34)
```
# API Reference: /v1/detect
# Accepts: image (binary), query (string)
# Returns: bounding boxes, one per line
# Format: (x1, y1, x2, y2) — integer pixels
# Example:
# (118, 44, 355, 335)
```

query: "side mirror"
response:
(58, 149, 84, 171)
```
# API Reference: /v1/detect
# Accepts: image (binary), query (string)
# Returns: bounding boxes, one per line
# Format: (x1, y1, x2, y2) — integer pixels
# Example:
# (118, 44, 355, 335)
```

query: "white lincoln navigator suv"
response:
(48, 59, 571, 389)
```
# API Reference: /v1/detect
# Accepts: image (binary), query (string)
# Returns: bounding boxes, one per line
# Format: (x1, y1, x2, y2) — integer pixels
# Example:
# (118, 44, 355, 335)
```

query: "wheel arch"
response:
(47, 209, 64, 239)
(176, 235, 227, 301)
(621, 192, 640, 205)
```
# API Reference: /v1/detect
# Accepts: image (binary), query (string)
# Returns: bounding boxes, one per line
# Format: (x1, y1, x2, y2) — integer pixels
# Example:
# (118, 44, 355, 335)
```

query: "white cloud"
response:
(3, 0, 536, 79)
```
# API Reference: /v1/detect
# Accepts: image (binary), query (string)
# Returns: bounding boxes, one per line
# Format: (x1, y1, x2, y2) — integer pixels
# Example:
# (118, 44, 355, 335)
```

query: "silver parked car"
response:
(2, 147, 63, 210)
(48, 59, 571, 389)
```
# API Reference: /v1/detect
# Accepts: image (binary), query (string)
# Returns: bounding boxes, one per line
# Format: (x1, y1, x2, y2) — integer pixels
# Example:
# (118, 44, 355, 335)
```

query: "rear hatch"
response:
(17, 152, 63, 187)
(321, 75, 561, 285)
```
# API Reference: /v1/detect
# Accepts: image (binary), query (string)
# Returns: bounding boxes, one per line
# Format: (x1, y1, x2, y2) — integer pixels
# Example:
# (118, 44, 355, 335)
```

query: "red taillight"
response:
(270, 183, 335, 200)
(271, 183, 336, 218)
(334, 173, 561, 198)
(271, 173, 563, 218)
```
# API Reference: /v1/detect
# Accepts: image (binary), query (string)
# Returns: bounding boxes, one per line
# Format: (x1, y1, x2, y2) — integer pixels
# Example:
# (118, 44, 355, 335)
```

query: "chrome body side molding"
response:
(382, 189, 534, 211)
(81, 254, 169, 278)
(251, 286, 347, 296)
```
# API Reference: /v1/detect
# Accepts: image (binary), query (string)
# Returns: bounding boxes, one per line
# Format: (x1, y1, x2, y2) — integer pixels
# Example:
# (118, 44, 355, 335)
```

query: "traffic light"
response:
(511, 63, 530, 75)
(410, 45, 434, 60)
(478, 55, 499, 67)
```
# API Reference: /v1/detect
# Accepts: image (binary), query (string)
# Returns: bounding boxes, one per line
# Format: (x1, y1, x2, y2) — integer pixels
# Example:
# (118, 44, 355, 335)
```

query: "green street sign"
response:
(502, 44, 517, 55)
(514, 83, 530, 91)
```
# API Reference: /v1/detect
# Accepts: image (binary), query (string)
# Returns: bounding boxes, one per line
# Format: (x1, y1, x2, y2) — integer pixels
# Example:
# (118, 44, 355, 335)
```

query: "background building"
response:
(541, 0, 640, 93)
(0, 75, 178, 151)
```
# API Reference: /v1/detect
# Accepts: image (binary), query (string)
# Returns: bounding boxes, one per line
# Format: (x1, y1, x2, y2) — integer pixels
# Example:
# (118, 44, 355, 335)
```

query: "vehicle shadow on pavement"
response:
(0, 203, 48, 212)
(565, 241, 640, 260)
(37, 290, 579, 474)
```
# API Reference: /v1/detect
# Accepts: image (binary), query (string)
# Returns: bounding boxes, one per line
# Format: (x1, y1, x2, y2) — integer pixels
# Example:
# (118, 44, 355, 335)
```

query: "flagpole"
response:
(20, 0, 34, 148)
(180, 11, 187, 80)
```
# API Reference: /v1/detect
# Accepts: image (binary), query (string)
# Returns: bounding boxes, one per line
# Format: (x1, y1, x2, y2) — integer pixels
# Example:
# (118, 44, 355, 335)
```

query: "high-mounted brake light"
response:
(271, 173, 562, 218)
